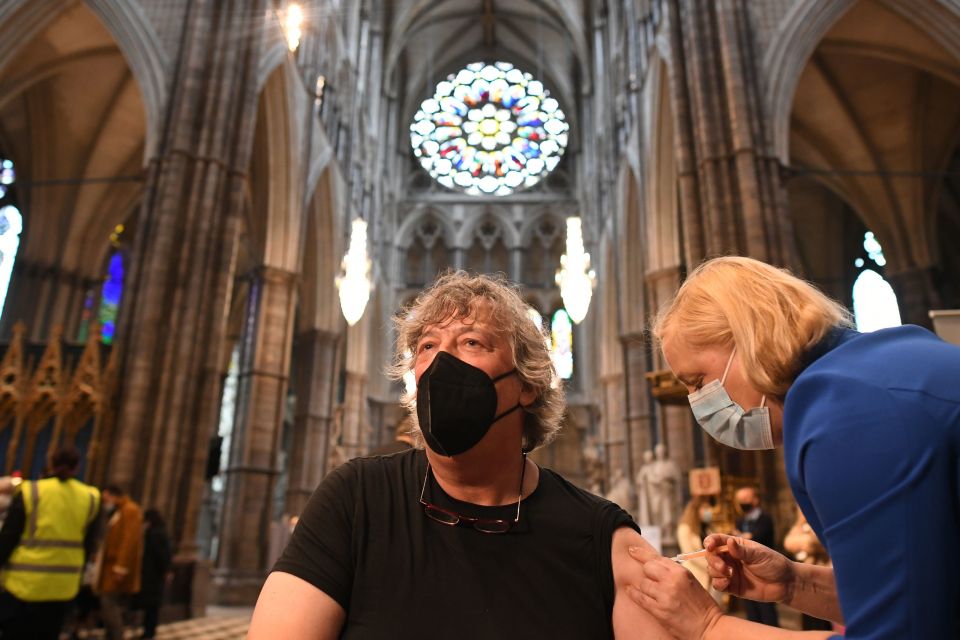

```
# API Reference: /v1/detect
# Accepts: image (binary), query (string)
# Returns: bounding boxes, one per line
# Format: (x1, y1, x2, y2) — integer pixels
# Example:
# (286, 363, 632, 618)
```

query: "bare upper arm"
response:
(611, 527, 673, 640)
(248, 571, 346, 640)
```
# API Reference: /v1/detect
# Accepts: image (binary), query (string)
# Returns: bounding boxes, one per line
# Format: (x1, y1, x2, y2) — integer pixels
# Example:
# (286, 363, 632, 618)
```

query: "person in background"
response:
(97, 485, 143, 640)
(783, 507, 834, 632)
(734, 486, 779, 627)
(136, 509, 172, 639)
(675, 497, 716, 594)
(627, 255, 960, 639)
(0, 449, 100, 640)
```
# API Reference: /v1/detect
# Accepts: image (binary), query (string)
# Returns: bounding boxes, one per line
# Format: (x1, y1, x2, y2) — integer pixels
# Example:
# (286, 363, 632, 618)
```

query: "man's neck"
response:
(426, 419, 537, 506)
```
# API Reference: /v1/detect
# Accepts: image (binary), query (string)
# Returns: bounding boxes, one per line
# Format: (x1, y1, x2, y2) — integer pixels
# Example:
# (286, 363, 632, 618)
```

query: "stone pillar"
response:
(338, 307, 371, 461)
(888, 266, 939, 329)
(107, 0, 267, 582)
(600, 372, 627, 490)
(668, 0, 796, 267)
(339, 371, 369, 461)
(285, 329, 340, 516)
(213, 266, 297, 603)
(621, 333, 653, 483)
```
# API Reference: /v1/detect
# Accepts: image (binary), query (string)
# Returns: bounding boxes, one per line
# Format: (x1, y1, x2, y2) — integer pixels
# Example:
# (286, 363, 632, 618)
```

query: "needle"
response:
(670, 545, 729, 563)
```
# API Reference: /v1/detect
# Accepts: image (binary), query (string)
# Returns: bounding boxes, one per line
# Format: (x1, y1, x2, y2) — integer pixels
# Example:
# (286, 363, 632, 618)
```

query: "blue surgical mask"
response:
(687, 347, 774, 450)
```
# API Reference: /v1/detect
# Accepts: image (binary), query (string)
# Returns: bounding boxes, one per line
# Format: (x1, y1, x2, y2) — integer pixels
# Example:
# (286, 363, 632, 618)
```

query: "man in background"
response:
(735, 485, 780, 627)
(97, 485, 143, 640)
(0, 449, 100, 640)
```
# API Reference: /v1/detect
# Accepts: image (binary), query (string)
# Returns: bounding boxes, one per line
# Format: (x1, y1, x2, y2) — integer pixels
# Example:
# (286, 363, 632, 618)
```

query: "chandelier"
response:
(336, 219, 372, 326)
(282, 3, 304, 51)
(555, 217, 595, 324)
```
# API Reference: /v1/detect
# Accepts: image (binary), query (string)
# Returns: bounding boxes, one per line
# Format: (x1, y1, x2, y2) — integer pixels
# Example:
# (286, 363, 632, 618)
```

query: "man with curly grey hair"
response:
(251, 272, 668, 639)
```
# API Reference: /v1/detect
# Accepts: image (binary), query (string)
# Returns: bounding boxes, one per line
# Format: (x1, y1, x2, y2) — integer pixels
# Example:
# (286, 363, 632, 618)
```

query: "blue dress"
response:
(784, 325, 960, 639)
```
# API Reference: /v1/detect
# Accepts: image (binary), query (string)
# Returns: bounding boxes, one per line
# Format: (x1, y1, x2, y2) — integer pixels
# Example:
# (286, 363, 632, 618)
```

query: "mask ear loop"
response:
(723, 346, 768, 410)
(720, 346, 737, 386)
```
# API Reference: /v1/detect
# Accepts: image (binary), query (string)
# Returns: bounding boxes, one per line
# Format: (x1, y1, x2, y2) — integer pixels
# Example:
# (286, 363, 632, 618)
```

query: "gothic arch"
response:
(455, 206, 520, 249)
(0, 0, 168, 159)
(300, 165, 344, 334)
(394, 207, 457, 250)
(765, 0, 960, 163)
(251, 60, 304, 272)
(643, 59, 681, 275)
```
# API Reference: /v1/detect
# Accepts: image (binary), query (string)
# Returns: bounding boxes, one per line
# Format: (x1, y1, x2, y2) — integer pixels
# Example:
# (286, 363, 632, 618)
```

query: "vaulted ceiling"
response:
(384, 0, 587, 134)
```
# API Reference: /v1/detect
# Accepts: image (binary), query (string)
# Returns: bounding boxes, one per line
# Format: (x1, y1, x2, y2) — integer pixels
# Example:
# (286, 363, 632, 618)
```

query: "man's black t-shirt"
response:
(273, 449, 639, 639)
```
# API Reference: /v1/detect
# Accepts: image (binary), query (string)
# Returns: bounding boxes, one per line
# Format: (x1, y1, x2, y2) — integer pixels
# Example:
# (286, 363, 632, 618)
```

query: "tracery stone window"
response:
(405, 218, 450, 287)
(466, 218, 509, 274)
(852, 231, 901, 332)
(525, 217, 563, 288)
(410, 62, 569, 196)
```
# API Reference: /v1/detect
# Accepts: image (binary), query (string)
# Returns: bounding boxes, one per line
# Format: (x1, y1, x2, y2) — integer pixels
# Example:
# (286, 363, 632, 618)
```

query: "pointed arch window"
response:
(852, 231, 901, 332)
(527, 306, 574, 380)
(98, 250, 124, 344)
(0, 157, 21, 322)
(550, 309, 573, 380)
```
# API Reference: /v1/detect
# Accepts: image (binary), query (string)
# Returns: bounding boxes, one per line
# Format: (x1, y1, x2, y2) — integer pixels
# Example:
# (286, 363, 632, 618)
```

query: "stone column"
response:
(888, 266, 940, 329)
(621, 333, 653, 483)
(668, 0, 796, 267)
(600, 372, 627, 490)
(339, 371, 369, 461)
(107, 0, 267, 582)
(213, 266, 298, 603)
(285, 329, 340, 516)
(339, 309, 371, 462)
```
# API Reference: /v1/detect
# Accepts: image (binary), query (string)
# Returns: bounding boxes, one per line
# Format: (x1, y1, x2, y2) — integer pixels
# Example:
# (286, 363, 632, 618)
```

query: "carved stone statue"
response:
(581, 435, 605, 495)
(649, 443, 682, 545)
(636, 444, 682, 544)
(605, 468, 632, 512)
(634, 449, 655, 525)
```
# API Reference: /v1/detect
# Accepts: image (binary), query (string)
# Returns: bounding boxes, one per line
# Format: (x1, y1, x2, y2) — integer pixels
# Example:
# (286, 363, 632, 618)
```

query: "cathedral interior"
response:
(0, 0, 959, 631)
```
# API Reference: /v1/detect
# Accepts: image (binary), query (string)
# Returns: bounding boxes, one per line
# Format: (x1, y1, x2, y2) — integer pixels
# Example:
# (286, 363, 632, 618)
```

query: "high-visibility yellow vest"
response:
(1, 477, 100, 601)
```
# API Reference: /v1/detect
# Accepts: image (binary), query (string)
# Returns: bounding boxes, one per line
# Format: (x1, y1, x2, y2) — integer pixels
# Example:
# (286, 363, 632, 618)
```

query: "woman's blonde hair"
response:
(388, 271, 565, 451)
(679, 496, 712, 531)
(652, 256, 853, 400)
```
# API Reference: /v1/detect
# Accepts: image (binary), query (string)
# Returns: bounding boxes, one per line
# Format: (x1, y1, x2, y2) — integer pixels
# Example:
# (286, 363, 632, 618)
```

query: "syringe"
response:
(670, 545, 728, 563)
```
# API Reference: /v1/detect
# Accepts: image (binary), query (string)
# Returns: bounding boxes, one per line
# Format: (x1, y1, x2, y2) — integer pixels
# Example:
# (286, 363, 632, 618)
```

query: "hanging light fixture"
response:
(555, 217, 596, 324)
(336, 218, 373, 326)
(282, 3, 304, 51)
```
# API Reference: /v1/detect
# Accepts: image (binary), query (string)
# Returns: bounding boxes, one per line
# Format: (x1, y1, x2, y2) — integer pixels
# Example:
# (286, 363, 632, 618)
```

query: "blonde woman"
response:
(675, 497, 714, 592)
(626, 256, 960, 639)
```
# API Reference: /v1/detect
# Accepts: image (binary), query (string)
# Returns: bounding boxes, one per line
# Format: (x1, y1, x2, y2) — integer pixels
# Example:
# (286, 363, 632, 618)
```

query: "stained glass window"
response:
(98, 251, 124, 344)
(411, 61, 569, 196)
(852, 231, 901, 332)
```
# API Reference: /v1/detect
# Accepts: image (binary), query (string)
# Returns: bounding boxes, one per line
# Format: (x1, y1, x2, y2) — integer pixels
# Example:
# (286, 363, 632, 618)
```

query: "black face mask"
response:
(739, 503, 755, 514)
(416, 351, 521, 456)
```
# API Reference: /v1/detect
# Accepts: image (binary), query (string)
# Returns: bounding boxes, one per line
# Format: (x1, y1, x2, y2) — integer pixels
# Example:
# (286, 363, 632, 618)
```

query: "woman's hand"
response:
(704, 534, 796, 604)
(625, 545, 724, 640)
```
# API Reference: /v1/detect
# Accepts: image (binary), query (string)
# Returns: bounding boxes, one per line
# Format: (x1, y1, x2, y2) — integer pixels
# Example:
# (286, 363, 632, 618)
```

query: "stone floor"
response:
(59, 603, 808, 638)
(62, 607, 253, 640)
